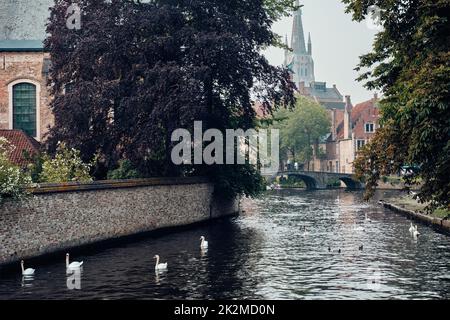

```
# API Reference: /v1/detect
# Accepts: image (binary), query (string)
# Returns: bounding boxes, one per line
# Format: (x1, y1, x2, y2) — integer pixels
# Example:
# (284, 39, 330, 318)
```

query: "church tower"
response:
(284, 1, 315, 86)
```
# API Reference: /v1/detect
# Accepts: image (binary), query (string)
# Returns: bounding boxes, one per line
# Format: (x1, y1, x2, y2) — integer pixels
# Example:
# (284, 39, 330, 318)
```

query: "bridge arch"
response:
(275, 173, 319, 190)
(268, 171, 363, 190)
(338, 177, 363, 190)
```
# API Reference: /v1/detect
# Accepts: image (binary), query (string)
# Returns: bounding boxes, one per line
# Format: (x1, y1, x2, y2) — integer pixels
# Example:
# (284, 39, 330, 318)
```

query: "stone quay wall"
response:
(0, 177, 239, 266)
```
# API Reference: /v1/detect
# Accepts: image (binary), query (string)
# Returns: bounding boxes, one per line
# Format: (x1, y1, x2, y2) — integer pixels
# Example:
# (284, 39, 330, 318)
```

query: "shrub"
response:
(39, 142, 94, 183)
(107, 160, 140, 180)
(0, 137, 32, 203)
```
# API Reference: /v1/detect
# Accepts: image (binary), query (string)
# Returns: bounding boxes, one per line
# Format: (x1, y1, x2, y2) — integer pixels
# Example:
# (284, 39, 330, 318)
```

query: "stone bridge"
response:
(265, 170, 364, 190)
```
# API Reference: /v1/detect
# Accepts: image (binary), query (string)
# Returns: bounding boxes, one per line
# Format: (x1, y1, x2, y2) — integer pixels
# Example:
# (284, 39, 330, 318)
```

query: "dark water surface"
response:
(1, 190, 449, 300)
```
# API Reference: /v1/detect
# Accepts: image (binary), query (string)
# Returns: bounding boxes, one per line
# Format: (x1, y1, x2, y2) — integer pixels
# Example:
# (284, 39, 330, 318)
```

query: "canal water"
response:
(1, 189, 449, 300)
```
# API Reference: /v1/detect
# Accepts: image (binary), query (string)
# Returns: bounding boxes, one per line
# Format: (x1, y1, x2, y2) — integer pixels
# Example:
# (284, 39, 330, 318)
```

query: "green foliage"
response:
(39, 142, 94, 183)
(107, 160, 141, 180)
(433, 208, 450, 219)
(212, 164, 265, 200)
(264, 0, 299, 21)
(0, 137, 32, 203)
(345, 0, 450, 210)
(326, 178, 341, 188)
(45, 0, 296, 198)
(279, 175, 306, 188)
(272, 96, 331, 163)
(23, 151, 44, 183)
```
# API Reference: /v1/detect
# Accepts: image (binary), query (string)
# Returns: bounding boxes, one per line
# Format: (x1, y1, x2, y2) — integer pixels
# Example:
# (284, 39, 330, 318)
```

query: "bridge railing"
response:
(278, 169, 355, 175)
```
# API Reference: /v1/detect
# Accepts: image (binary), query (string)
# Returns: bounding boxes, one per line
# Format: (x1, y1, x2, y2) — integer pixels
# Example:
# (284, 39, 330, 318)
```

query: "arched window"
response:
(12, 83, 37, 137)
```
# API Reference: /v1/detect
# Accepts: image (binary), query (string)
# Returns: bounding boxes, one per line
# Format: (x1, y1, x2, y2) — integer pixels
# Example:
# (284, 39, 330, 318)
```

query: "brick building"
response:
(0, 40, 53, 142)
(312, 94, 380, 173)
(0, 0, 53, 156)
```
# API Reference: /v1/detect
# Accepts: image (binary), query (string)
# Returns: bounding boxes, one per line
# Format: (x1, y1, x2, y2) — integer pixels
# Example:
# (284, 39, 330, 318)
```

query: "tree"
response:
(38, 142, 94, 183)
(0, 138, 32, 203)
(343, 0, 450, 210)
(273, 96, 330, 166)
(45, 0, 296, 198)
(263, 0, 300, 20)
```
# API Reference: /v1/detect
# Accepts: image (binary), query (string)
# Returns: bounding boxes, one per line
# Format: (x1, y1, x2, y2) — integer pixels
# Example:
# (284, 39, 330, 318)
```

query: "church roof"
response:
(320, 101, 346, 110)
(0, 40, 45, 52)
(0, 0, 53, 41)
(298, 82, 345, 109)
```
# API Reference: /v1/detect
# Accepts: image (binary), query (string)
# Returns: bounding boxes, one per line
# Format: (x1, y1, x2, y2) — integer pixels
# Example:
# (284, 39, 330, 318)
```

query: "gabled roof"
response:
(308, 82, 343, 101)
(0, 130, 41, 166)
(336, 97, 380, 140)
(320, 101, 346, 110)
(299, 82, 345, 109)
(0, 40, 45, 52)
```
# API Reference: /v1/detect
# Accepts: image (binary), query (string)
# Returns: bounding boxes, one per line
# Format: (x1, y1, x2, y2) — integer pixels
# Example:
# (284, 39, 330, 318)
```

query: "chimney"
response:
(345, 95, 352, 108)
(344, 95, 353, 140)
(373, 92, 378, 100)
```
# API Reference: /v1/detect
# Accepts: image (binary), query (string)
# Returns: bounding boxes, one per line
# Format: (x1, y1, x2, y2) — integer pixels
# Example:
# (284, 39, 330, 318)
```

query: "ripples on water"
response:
(0, 189, 449, 300)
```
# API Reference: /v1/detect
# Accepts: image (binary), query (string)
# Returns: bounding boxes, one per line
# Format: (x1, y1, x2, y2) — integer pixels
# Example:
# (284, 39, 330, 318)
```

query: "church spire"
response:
(291, 1, 307, 54)
(284, 34, 290, 66)
(308, 32, 312, 55)
(289, 1, 315, 86)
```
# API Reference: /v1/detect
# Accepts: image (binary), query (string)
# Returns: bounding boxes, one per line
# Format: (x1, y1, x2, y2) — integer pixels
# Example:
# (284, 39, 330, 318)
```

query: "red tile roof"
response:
(0, 130, 41, 166)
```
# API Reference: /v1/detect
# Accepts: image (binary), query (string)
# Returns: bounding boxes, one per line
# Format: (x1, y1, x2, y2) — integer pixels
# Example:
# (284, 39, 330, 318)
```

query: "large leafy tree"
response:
(45, 0, 296, 197)
(343, 0, 450, 209)
(273, 96, 330, 166)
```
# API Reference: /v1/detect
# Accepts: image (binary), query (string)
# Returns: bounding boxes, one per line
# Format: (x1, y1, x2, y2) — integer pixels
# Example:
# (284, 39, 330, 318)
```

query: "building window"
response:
(357, 140, 366, 151)
(365, 123, 375, 133)
(12, 83, 37, 137)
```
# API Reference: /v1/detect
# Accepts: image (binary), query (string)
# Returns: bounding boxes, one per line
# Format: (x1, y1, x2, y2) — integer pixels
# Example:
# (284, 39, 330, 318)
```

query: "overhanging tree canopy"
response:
(343, 0, 450, 209)
(45, 0, 296, 197)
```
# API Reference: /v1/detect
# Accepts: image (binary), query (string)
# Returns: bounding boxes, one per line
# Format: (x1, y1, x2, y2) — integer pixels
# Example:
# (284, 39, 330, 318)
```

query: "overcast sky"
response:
(0, 0, 379, 103)
(264, 0, 379, 103)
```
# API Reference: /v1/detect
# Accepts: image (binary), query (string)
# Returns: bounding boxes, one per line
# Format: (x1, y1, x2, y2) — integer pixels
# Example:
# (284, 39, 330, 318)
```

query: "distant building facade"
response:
(309, 94, 380, 174)
(0, 40, 53, 142)
(0, 0, 53, 142)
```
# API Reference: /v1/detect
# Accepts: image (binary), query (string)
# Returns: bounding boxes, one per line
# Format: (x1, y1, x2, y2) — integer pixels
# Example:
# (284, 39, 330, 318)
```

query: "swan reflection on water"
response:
(154, 269, 168, 285)
(66, 268, 83, 290)
(200, 248, 208, 258)
(21, 275, 35, 288)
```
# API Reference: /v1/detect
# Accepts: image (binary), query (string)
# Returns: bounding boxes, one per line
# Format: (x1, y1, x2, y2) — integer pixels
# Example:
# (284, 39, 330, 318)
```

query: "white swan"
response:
(409, 222, 415, 233)
(21, 260, 35, 276)
(365, 213, 372, 223)
(200, 236, 209, 249)
(66, 253, 83, 269)
(154, 255, 168, 271)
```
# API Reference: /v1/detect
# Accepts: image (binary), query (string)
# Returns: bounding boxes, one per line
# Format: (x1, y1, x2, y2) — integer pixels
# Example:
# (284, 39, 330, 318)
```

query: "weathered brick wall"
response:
(0, 51, 53, 141)
(0, 178, 239, 266)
